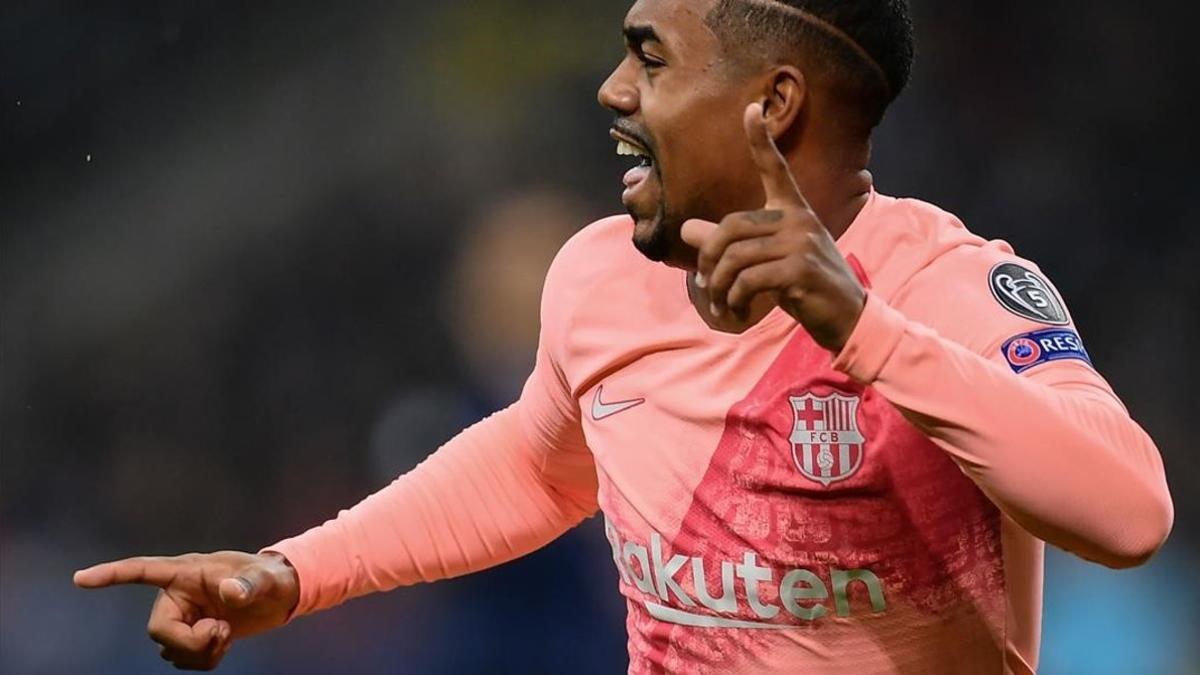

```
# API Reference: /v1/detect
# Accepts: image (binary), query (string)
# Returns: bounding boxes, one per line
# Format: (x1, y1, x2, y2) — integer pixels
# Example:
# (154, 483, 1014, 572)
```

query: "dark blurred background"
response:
(2, 1, 1198, 673)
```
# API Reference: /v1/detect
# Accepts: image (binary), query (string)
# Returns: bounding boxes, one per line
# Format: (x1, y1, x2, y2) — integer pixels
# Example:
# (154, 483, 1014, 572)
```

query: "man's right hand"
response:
(74, 550, 300, 671)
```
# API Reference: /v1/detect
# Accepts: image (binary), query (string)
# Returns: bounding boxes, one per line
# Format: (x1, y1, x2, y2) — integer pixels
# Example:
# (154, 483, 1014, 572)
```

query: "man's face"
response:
(598, 0, 765, 267)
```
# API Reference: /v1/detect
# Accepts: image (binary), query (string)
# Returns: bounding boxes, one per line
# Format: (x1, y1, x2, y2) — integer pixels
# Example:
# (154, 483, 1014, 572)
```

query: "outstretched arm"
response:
(74, 394, 597, 671)
(266, 396, 598, 617)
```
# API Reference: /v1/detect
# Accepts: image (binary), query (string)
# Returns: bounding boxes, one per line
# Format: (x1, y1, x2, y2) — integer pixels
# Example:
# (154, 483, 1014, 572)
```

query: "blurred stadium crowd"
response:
(2, 1, 1198, 673)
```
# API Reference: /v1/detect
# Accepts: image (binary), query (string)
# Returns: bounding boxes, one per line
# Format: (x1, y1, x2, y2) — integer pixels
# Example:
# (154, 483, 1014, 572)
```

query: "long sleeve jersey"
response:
(268, 191, 1172, 674)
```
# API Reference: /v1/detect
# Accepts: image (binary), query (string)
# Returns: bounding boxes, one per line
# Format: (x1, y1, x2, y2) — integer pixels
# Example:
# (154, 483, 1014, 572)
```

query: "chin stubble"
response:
(630, 164, 675, 262)
(631, 204, 673, 262)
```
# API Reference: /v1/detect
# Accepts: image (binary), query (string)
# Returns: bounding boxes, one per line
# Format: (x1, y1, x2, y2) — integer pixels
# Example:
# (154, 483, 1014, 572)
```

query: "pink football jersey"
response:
(271, 191, 1171, 674)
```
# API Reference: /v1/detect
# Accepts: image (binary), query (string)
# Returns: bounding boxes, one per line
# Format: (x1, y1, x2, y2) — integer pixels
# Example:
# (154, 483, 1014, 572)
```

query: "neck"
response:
(789, 138, 873, 240)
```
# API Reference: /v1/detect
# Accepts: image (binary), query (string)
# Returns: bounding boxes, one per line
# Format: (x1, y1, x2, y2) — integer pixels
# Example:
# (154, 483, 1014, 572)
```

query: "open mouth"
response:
(616, 137, 653, 168)
(611, 130, 655, 201)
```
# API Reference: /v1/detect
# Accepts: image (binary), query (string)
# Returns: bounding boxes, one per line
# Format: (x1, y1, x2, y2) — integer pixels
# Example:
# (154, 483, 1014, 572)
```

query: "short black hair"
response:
(705, 0, 914, 130)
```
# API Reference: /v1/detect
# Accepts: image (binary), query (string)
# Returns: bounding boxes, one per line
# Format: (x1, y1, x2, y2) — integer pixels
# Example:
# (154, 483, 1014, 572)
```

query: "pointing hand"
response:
(74, 551, 299, 671)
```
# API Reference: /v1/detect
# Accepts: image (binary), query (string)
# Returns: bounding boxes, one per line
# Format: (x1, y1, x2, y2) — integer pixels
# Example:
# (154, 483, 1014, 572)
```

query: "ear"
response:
(759, 65, 807, 141)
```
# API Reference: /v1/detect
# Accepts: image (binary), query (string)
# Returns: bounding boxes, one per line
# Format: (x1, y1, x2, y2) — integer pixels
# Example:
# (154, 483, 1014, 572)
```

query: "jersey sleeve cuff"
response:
(258, 540, 318, 622)
(831, 290, 907, 384)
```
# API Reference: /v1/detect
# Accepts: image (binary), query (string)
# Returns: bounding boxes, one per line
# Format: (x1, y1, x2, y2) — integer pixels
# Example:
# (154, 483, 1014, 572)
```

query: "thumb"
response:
(680, 218, 719, 249)
(218, 564, 273, 610)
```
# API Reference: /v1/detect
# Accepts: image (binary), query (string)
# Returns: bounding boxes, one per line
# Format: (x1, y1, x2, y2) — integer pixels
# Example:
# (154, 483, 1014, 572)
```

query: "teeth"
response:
(616, 139, 649, 159)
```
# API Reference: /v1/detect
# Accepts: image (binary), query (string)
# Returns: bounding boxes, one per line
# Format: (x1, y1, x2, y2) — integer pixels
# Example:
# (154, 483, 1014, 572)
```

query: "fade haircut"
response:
(705, 0, 914, 131)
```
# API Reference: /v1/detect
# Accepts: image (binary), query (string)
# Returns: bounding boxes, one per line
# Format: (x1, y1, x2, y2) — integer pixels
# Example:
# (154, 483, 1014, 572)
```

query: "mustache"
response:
(610, 118, 656, 157)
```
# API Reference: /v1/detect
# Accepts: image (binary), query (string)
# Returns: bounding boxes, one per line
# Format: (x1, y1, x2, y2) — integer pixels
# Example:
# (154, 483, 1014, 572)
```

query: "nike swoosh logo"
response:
(591, 385, 645, 421)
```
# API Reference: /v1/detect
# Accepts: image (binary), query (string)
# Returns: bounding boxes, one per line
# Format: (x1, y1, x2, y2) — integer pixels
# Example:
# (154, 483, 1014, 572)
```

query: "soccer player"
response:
(74, 0, 1174, 672)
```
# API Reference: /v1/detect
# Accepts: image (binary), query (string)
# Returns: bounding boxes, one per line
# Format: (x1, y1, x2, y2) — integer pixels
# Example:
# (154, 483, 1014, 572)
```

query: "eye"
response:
(638, 52, 666, 69)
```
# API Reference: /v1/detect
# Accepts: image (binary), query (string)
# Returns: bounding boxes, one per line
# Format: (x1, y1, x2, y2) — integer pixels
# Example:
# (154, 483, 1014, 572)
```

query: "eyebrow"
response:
(623, 24, 663, 49)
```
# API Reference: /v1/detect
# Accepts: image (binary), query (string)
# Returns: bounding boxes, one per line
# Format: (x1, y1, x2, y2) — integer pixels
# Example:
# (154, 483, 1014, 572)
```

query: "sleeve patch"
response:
(988, 262, 1069, 325)
(1001, 329, 1092, 373)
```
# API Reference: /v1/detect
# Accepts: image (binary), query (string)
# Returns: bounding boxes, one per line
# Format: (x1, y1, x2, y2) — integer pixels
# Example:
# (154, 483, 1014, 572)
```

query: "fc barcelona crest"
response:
(789, 392, 865, 487)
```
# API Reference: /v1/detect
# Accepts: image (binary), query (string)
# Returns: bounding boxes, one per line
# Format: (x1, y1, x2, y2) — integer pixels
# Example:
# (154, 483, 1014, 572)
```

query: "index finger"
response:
(743, 102, 809, 210)
(74, 556, 182, 589)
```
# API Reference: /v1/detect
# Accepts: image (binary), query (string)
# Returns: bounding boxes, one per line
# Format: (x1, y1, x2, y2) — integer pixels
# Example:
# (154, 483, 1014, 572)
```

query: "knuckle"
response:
(728, 238, 768, 267)
(722, 243, 749, 268)
(732, 268, 755, 291)
(785, 284, 807, 304)
(744, 237, 770, 256)
(747, 266, 769, 286)
(727, 272, 744, 294)
(729, 269, 761, 302)
(712, 263, 737, 292)
(728, 280, 749, 306)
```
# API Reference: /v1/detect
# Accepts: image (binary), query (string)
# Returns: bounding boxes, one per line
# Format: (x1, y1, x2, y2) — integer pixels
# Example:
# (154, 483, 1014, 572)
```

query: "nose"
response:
(597, 57, 639, 115)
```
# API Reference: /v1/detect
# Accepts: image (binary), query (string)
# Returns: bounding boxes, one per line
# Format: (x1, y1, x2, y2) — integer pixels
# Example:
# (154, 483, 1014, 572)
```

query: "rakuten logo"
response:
(605, 518, 886, 628)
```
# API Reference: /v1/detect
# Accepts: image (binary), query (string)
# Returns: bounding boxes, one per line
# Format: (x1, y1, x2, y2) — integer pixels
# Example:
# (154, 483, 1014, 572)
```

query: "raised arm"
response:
(676, 103, 1172, 570)
(833, 260, 1173, 569)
